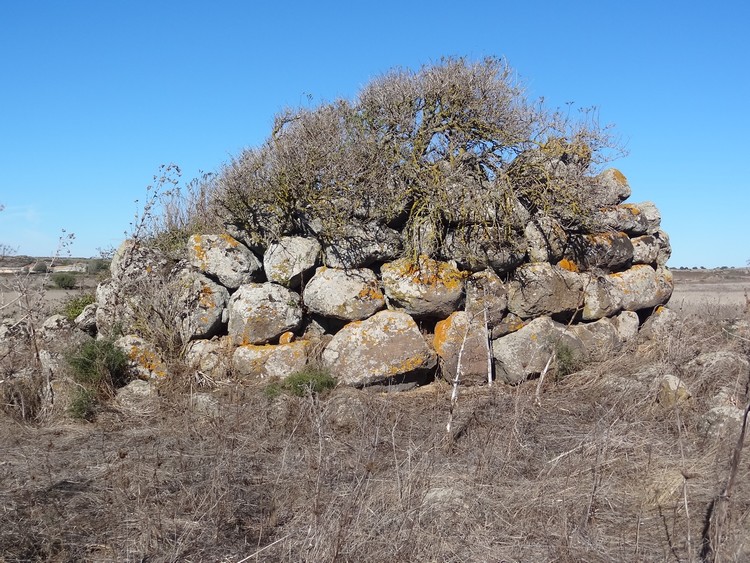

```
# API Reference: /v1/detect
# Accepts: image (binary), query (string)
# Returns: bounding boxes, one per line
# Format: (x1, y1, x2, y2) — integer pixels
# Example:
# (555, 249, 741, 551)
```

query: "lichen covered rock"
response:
(227, 283, 303, 345)
(590, 168, 632, 207)
(381, 255, 466, 319)
(322, 310, 437, 386)
(232, 340, 311, 379)
(464, 269, 508, 328)
(567, 231, 634, 271)
(188, 233, 262, 289)
(176, 270, 229, 341)
(434, 311, 491, 385)
(608, 265, 673, 311)
(303, 267, 385, 321)
(507, 262, 584, 319)
(492, 316, 583, 384)
(115, 335, 168, 380)
(263, 236, 321, 288)
(525, 216, 568, 264)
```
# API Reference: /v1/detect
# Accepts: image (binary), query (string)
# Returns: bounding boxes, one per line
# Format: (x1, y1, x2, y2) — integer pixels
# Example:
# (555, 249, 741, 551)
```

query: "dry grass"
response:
(1, 310, 749, 562)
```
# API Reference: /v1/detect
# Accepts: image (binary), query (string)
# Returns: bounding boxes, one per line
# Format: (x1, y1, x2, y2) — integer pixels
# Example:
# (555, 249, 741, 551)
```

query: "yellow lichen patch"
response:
(129, 347, 167, 378)
(557, 259, 579, 273)
(192, 235, 208, 266)
(387, 354, 428, 376)
(357, 282, 384, 301)
(621, 204, 641, 215)
(386, 255, 468, 290)
(279, 331, 295, 344)
(198, 284, 215, 308)
(433, 313, 460, 355)
(611, 169, 628, 185)
(220, 233, 240, 248)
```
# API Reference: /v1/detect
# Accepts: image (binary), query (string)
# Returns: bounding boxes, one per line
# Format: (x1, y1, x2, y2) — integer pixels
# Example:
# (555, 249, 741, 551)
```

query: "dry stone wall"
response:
(97, 167, 673, 388)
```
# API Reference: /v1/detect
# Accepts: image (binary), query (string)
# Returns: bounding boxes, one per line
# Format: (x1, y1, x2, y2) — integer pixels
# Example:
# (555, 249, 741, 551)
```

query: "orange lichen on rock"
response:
(433, 314, 457, 355)
(621, 204, 641, 215)
(357, 282, 384, 301)
(389, 255, 467, 289)
(557, 259, 580, 272)
(279, 331, 295, 344)
(219, 233, 240, 248)
(611, 169, 628, 185)
(198, 284, 215, 308)
(192, 235, 208, 265)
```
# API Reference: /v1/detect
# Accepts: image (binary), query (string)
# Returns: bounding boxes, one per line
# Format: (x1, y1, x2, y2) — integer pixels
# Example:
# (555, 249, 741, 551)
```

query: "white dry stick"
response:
(446, 319, 471, 434)
(534, 352, 555, 407)
(483, 287, 493, 387)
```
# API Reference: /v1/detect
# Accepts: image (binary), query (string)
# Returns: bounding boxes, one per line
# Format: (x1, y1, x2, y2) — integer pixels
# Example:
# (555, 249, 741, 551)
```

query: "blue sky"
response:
(0, 1, 747, 267)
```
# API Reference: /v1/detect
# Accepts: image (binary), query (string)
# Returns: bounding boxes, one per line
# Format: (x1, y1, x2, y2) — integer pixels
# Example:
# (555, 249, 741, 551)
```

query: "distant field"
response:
(0, 272, 98, 321)
(670, 267, 750, 318)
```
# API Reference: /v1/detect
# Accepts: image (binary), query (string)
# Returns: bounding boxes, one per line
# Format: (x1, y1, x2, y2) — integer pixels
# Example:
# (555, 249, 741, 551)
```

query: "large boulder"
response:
(322, 222, 401, 269)
(263, 236, 321, 288)
(96, 239, 168, 337)
(464, 269, 508, 328)
(507, 262, 584, 319)
(232, 341, 312, 379)
(227, 283, 303, 345)
(524, 216, 568, 264)
(187, 234, 262, 289)
(591, 202, 662, 236)
(381, 255, 466, 319)
(608, 265, 673, 311)
(631, 234, 660, 265)
(441, 225, 527, 272)
(590, 168, 632, 207)
(434, 311, 491, 385)
(322, 311, 437, 386)
(184, 338, 233, 381)
(655, 229, 672, 266)
(115, 335, 168, 380)
(580, 273, 622, 320)
(566, 231, 634, 272)
(492, 316, 584, 384)
(303, 267, 385, 321)
(567, 316, 626, 362)
(175, 270, 229, 341)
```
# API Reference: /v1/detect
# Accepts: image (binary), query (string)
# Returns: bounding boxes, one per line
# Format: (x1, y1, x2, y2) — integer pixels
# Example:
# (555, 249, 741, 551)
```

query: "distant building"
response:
(50, 262, 88, 274)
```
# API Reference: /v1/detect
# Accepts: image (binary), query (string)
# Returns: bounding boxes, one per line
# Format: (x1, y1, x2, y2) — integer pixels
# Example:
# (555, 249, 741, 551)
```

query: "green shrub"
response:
(51, 272, 77, 289)
(67, 338, 130, 391)
(282, 366, 336, 397)
(263, 381, 283, 400)
(32, 261, 48, 273)
(555, 342, 581, 377)
(67, 388, 96, 421)
(60, 293, 96, 321)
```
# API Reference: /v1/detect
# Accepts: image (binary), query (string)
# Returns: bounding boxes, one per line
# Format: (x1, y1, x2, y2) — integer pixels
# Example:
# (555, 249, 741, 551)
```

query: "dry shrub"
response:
(215, 57, 623, 256)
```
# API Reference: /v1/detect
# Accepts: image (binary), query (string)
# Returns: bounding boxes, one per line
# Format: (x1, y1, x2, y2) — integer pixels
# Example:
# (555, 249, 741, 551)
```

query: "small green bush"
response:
(60, 293, 96, 321)
(67, 338, 130, 390)
(263, 381, 283, 400)
(67, 388, 96, 421)
(282, 366, 336, 397)
(32, 261, 48, 273)
(51, 272, 77, 289)
(555, 342, 581, 377)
